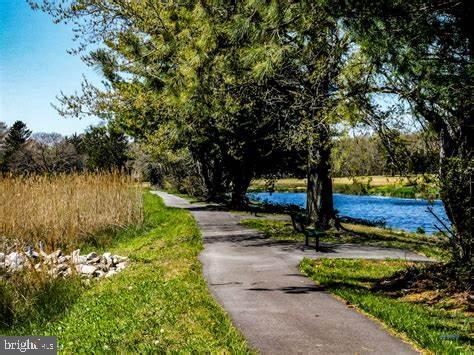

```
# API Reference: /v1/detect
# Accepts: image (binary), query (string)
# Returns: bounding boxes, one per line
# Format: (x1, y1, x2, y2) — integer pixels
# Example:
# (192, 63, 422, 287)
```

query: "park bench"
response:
(290, 213, 325, 251)
(249, 204, 260, 217)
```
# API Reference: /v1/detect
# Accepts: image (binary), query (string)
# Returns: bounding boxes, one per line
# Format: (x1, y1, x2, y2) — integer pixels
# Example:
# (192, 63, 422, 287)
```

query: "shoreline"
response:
(248, 189, 443, 202)
(250, 176, 440, 200)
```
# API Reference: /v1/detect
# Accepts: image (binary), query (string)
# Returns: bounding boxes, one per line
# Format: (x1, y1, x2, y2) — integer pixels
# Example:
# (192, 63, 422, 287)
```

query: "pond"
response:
(247, 192, 450, 234)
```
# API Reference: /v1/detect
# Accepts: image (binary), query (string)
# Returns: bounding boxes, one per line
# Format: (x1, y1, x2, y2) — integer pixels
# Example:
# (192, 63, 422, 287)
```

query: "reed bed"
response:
(0, 173, 143, 251)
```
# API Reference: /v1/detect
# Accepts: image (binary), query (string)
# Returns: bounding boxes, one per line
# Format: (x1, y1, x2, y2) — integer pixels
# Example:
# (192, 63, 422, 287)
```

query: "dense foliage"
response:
(338, 0, 473, 262)
(332, 132, 439, 177)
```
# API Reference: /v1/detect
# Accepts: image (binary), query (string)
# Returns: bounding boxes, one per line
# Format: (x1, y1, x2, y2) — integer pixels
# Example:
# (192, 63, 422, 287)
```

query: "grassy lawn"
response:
(300, 259, 473, 354)
(1, 192, 251, 353)
(240, 218, 448, 261)
(250, 176, 439, 199)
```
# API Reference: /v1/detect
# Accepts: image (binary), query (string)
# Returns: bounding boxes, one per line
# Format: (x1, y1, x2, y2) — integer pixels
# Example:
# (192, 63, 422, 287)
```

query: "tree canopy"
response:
(34, 0, 472, 264)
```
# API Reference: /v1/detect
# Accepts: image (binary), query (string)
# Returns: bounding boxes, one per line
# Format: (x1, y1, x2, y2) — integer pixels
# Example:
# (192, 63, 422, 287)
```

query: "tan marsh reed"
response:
(0, 173, 143, 251)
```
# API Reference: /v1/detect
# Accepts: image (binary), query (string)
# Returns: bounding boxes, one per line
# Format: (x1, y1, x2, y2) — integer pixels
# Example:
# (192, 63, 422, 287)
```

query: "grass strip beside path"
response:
(2, 192, 251, 353)
(300, 259, 473, 354)
(240, 218, 448, 261)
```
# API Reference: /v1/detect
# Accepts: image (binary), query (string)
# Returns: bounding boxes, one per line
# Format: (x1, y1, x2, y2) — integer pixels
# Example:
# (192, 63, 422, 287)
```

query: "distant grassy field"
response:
(250, 175, 439, 199)
(2, 192, 251, 353)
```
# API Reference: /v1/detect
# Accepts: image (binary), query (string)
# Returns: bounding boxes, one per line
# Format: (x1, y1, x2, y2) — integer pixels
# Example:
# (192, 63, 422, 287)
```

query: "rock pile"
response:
(0, 248, 129, 279)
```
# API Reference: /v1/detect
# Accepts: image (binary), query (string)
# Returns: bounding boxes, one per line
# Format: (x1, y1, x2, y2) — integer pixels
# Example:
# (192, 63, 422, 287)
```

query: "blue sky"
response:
(0, 0, 102, 135)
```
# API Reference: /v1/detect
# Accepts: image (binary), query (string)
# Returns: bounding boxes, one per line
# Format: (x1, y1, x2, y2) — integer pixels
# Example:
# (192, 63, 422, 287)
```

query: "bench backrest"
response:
(290, 213, 307, 233)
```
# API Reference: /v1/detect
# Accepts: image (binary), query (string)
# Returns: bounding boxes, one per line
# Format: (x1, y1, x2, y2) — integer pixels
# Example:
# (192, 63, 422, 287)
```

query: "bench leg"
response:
(305, 234, 309, 247)
(315, 235, 320, 251)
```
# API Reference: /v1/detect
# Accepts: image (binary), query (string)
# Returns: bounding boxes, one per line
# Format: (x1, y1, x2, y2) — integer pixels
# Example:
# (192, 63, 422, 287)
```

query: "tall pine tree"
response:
(1, 120, 31, 172)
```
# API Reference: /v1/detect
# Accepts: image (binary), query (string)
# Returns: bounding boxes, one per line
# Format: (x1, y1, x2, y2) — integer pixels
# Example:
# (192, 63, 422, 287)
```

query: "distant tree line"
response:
(0, 121, 129, 175)
(331, 132, 439, 177)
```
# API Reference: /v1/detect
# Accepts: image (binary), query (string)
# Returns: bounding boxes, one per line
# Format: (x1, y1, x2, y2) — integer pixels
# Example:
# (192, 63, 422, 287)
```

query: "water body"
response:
(247, 192, 449, 234)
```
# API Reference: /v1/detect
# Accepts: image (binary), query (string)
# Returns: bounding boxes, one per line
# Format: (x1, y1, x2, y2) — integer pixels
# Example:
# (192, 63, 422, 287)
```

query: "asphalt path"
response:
(153, 191, 422, 354)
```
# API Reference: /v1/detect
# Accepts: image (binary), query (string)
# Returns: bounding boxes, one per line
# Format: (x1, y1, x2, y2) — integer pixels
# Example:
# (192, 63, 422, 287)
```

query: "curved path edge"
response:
(153, 191, 420, 354)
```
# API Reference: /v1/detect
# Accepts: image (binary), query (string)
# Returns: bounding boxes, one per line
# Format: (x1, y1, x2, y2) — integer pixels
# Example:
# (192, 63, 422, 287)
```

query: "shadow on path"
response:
(152, 191, 419, 354)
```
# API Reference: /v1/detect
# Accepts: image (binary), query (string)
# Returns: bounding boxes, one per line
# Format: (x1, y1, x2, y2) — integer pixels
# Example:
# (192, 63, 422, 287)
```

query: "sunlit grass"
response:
(2, 192, 252, 353)
(300, 258, 473, 354)
(240, 218, 448, 260)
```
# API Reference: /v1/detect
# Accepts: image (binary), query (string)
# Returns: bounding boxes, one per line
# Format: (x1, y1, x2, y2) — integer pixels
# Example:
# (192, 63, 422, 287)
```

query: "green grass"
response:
(300, 258, 473, 354)
(368, 184, 440, 200)
(240, 218, 448, 260)
(1, 192, 251, 353)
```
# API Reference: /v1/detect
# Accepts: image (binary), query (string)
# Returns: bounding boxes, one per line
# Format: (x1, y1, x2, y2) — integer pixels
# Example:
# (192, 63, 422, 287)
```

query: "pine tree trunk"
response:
(230, 172, 252, 209)
(438, 126, 473, 264)
(194, 152, 227, 202)
(306, 126, 336, 229)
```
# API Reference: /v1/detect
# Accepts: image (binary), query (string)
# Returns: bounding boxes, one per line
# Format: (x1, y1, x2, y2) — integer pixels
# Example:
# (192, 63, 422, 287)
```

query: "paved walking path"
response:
(153, 191, 424, 354)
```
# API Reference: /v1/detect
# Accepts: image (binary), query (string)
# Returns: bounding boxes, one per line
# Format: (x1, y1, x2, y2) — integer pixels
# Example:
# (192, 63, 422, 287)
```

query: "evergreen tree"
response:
(81, 125, 129, 171)
(34, 1, 304, 207)
(339, 0, 473, 263)
(1, 120, 31, 172)
(4, 121, 31, 152)
(223, 1, 349, 226)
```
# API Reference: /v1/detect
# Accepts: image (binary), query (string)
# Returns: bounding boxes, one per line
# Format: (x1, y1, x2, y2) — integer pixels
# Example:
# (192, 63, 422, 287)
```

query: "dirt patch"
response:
(374, 262, 473, 314)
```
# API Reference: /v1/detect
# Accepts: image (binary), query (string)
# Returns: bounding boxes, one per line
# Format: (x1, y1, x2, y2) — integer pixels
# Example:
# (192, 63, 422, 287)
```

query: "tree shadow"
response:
(247, 285, 325, 294)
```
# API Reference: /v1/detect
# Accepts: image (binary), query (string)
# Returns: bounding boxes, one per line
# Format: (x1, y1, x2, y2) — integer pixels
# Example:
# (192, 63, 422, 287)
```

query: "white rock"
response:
(56, 263, 68, 272)
(71, 249, 81, 263)
(96, 263, 109, 272)
(102, 252, 113, 265)
(6, 252, 23, 270)
(76, 264, 97, 275)
(27, 251, 40, 259)
(48, 249, 62, 261)
(25, 247, 39, 260)
(0, 247, 128, 279)
(115, 261, 128, 271)
(86, 252, 98, 261)
(87, 257, 101, 265)
(112, 255, 128, 265)
(39, 241, 48, 258)
(58, 255, 71, 264)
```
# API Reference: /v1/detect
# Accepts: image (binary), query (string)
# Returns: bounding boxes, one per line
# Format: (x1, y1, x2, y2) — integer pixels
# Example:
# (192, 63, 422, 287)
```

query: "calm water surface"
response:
(247, 192, 449, 234)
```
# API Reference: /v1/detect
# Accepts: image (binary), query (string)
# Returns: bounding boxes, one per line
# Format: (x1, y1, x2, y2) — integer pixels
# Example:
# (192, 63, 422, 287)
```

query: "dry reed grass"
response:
(0, 173, 143, 251)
